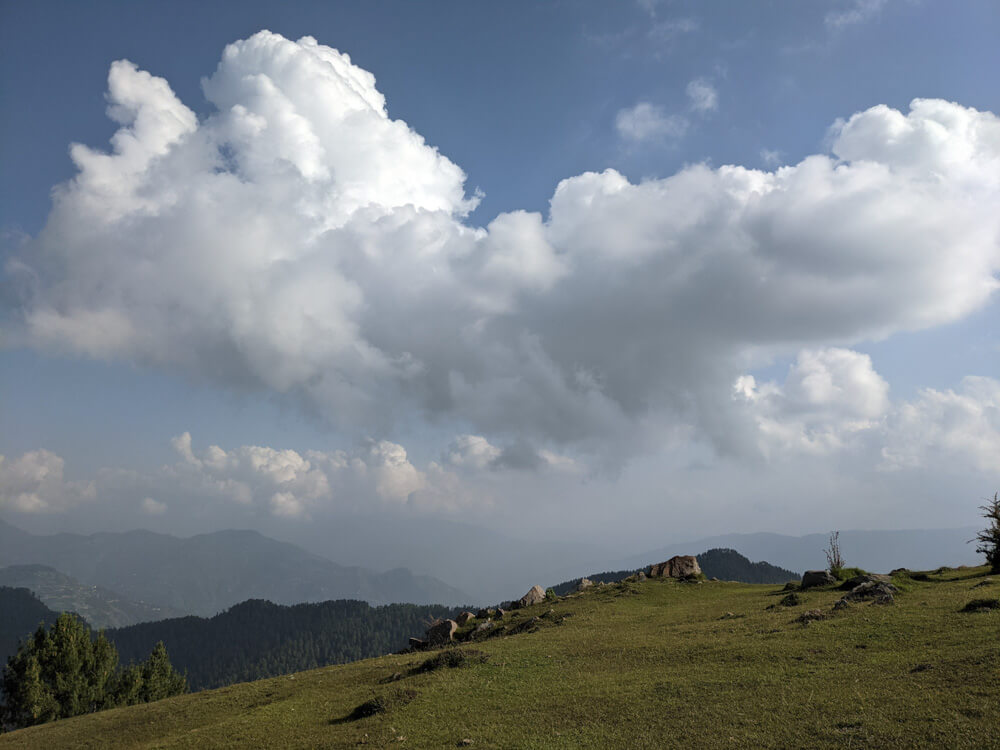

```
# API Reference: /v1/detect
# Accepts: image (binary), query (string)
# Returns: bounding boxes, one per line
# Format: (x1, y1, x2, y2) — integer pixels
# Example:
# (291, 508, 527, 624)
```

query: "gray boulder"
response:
(648, 555, 702, 579)
(518, 585, 547, 608)
(576, 578, 594, 592)
(800, 570, 837, 589)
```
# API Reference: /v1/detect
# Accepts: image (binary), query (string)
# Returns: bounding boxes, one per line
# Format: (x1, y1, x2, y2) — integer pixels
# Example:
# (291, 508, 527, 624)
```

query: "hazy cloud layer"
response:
(5, 32, 1000, 467)
(826, 0, 888, 31)
(0, 450, 96, 513)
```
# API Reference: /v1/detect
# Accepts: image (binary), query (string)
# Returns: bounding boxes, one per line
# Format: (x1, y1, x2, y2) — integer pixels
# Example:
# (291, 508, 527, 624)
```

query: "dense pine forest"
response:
(0, 588, 62, 669)
(106, 599, 457, 690)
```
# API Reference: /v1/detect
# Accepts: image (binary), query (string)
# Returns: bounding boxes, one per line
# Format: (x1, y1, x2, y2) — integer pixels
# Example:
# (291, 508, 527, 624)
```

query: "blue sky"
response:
(1, 1, 998, 556)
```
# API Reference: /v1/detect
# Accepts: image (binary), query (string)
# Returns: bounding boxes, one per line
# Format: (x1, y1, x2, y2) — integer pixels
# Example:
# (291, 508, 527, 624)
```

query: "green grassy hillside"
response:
(2, 567, 997, 748)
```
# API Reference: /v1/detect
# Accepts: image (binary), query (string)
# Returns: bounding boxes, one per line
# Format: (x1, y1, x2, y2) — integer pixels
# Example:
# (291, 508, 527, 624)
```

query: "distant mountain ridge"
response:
(0, 565, 183, 629)
(614, 528, 982, 575)
(549, 548, 797, 594)
(0, 520, 469, 616)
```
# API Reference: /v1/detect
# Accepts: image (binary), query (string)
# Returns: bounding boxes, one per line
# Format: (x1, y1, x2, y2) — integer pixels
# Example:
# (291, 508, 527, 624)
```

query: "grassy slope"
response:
(2, 567, 997, 749)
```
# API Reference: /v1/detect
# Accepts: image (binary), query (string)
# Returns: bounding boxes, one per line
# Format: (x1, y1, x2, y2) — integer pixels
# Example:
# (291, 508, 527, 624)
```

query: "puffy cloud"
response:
(445, 435, 502, 470)
(733, 348, 889, 456)
(443, 434, 580, 474)
(161, 432, 497, 517)
(5, 30, 1000, 463)
(0, 450, 96, 513)
(686, 78, 718, 113)
(615, 102, 688, 143)
(881, 377, 1000, 475)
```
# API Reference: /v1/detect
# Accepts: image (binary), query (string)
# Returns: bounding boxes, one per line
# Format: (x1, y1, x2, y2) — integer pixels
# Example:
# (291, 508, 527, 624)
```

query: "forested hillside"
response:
(696, 548, 798, 583)
(0, 588, 63, 670)
(551, 548, 797, 594)
(107, 599, 456, 690)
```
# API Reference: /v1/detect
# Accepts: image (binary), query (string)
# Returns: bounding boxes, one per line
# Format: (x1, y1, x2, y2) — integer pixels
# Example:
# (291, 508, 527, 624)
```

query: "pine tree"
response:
(973, 492, 1000, 573)
(139, 642, 187, 702)
(1, 615, 186, 731)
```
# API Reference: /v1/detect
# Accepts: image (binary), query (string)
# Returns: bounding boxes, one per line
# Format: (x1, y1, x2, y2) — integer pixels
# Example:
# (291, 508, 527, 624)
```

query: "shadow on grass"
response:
(333, 688, 418, 724)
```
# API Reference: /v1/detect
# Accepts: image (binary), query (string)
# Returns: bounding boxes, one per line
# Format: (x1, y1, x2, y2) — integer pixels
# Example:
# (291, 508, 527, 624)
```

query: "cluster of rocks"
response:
(407, 585, 556, 651)
(834, 577, 898, 609)
(788, 570, 899, 622)
(408, 558, 702, 651)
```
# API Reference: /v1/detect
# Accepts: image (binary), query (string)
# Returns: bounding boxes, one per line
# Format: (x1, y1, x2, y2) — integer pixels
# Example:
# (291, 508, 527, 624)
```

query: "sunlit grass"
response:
(2, 566, 997, 748)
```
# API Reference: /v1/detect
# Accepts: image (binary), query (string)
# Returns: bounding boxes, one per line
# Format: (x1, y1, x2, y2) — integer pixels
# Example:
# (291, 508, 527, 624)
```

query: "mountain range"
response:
(614, 527, 982, 575)
(0, 565, 183, 629)
(0, 520, 469, 617)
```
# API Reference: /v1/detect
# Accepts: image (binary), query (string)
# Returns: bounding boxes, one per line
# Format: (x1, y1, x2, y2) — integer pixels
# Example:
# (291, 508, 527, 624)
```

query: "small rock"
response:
(832, 599, 851, 611)
(456, 611, 476, 626)
(475, 608, 494, 619)
(576, 578, 594, 591)
(800, 570, 836, 589)
(510, 615, 541, 635)
(636, 571, 647, 581)
(795, 609, 827, 624)
(518, 585, 547, 608)
(495, 608, 506, 619)
(780, 593, 801, 607)
(474, 619, 494, 633)
(458, 740, 474, 747)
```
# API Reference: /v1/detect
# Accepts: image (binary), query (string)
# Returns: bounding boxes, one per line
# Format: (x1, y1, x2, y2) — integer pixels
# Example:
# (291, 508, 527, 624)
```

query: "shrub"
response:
(824, 531, 846, 578)
(834, 567, 868, 582)
(972, 492, 1000, 574)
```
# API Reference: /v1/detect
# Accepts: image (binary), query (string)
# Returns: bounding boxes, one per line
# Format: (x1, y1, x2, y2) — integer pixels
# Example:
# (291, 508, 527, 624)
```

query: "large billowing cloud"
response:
(5, 31, 1000, 462)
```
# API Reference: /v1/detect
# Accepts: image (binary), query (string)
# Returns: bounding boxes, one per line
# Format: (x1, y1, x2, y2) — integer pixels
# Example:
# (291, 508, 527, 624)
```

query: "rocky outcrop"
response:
(456, 611, 476, 626)
(425, 618, 458, 646)
(800, 570, 836, 589)
(838, 580, 897, 606)
(648, 556, 701, 579)
(838, 574, 892, 591)
(576, 578, 594, 592)
(518, 585, 547, 608)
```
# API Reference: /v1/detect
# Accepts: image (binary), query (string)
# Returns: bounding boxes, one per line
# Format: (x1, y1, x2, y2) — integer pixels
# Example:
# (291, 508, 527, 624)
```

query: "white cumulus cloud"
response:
(4, 31, 1000, 465)
(0, 450, 96, 513)
(733, 348, 889, 457)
